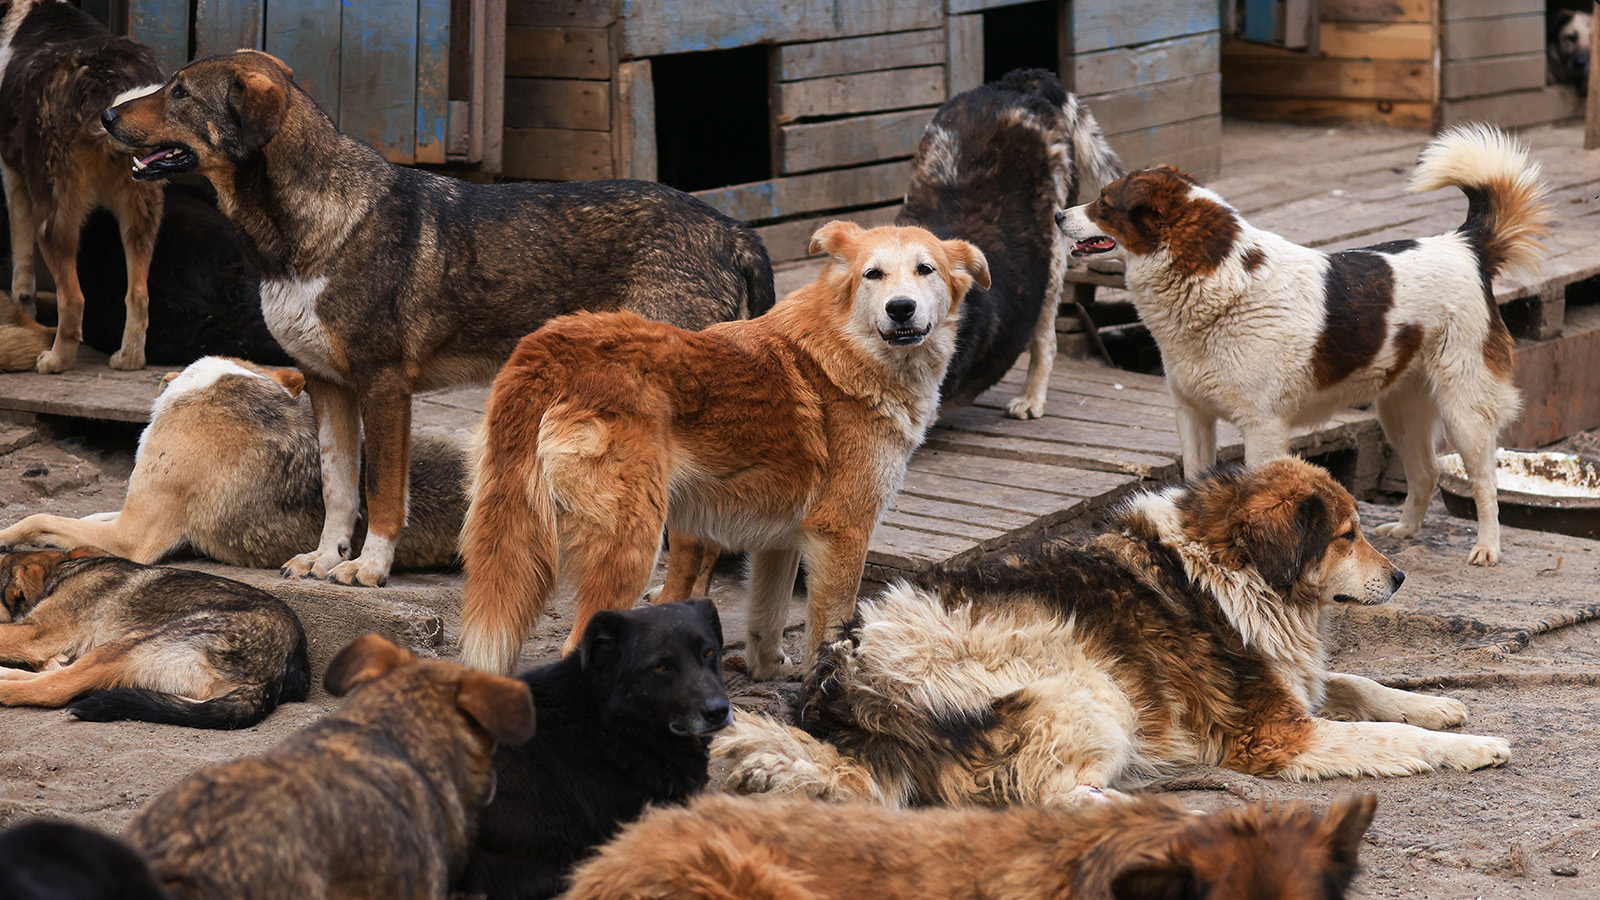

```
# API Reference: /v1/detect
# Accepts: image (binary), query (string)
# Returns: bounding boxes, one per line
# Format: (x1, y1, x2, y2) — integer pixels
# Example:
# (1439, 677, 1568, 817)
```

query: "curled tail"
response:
(734, 229, 777, 317)
(1063, 93, 1125, 196)
(458, 402, 560, 675)
(70, 684, 275, 730)
(1409, 123, 1550, 280)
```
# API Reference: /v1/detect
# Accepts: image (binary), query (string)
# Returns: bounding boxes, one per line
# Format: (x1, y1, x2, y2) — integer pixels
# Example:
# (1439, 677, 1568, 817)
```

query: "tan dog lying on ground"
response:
(126, 634, 534, 899)
(458, 222, 987, 678)
(0, 356, 465, 569)
(566, 793, 1378, 900)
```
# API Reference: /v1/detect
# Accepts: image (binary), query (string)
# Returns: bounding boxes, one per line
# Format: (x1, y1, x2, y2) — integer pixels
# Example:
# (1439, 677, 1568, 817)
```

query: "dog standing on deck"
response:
(1056, 124, 1548, 565)
(897, 68, 1122, 419)
(0, 0, 164, 372)
(102, 49, 772, 589)
(458, 222, 987, 678)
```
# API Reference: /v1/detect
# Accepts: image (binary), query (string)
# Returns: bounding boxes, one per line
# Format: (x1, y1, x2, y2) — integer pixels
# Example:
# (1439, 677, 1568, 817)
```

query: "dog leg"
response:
(0, 641, 138, 708)
(1257, 718, 1509, 780)
(1373, 380, 1440, 543)
(1242, 420, 1291, 469)
(658, 531, 718, 603)
(106, 184, 162, 370)
(327, 378, 415, 587)
(713, 710, 893, 804)
(745, 547, 802, 681)
(797, 535, 871, 675)
(1172, 393, 1217, 478)
(0, 624, 58, 668)
(1442, 413, 1503, 567)
(1, 163, 36, 316)
(0, 505, 180, 564)
(283, 376, 362, 579)
(1006, 282, 1059, 420)
(1320, 673, 1467, 730)
(33, 217, 86, 374)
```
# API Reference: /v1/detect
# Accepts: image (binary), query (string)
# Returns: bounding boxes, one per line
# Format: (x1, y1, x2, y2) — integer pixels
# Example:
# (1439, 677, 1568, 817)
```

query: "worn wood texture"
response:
(1440, 86, 1585, 130)
(415, 0, 452, 164)
(507, 0, 615, 28)
(1590, 1, 1600, 150)
(1085, 73, 1221, 137)
(1442, 53, 1546, 100)
(1065, 0, 1217, 55)
(947, 13, 982, 97)
(1320, 0, 1430, 21)
(775, 66, 945, 122)
(755, 203, 900, 264)
(1224, 96, 1433, 129)
(504, 78, 610, 130)
(502, 127, 612, 179)
(1069, 32, 1218, 96)
(692, 160, 910, 224)
(128, 0, 187, 76)
(340, 1, 420, 164)
(1443, 14, 1543, 61)
(1317, 22, 1433, 59)
(618, 0, 940, 59)
(1503, 322, 1600, 448)
(506, 26, 609, 79)
(775, 28, 944, 82)
(1225, 56, 1433, 101)
(1102, 116, 1222, 177)
(1442, 0, 1541, 20)
(264, 0, 342, 122)
(194, 0, 262, 57)
(613, 59, 656, 180)
(777, 108, 929, 175)
(481, 0, 507, 172)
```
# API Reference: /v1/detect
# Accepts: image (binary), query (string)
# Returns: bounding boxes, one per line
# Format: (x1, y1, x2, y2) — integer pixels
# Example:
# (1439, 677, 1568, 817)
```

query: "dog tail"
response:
(734, 229, 777, 318)
(1409, 123, 1550, 280)
(1063, 93, 1125, 194)
(459, 404, 560, 675)
(68, 684, 278, 730)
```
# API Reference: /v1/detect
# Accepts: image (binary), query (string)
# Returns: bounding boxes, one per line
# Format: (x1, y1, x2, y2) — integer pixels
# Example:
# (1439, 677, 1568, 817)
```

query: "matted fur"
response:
(458, 222, 988, 678)
(0, 356, 466, 569)
(715, 459, 1510, 806)
(566, 793, 1378, 900)
(1056, 124, 1548, 566)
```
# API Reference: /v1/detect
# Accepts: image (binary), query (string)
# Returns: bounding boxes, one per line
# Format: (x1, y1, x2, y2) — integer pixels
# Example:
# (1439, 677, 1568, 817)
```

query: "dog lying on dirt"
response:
(0, 0, 164, 372)
(103, 49, 773, 590)
(0, 546, 308, 729)
(897, 68, 1121, 419)
(1056, 125, 1548, 566)
(458, 221, 987, 678)
(126, 634, 535, 899)
(567, 792, 1378, 900)
(0, 356, 465, 570)
(458, 599, 730, 900)
(0, 297, 53, 370)
(716, 459, 1510, 807)
(0, 818, 167, 900)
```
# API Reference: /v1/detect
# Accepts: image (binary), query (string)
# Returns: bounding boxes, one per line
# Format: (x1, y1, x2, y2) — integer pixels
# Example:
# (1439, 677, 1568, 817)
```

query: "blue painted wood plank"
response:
(194, 0, 264, 57)
(1068, 0, 1219, 55)
(264, 0, 344, 122)
(415, 0, 451, 163)
(1243, 0, 1277, 43)
(127, 0, 188, 75)
(341, 0, 419, 163)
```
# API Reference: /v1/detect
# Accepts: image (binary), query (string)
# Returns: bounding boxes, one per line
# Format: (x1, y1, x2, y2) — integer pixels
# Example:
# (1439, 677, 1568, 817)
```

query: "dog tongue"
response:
(135, 148, 170, 166)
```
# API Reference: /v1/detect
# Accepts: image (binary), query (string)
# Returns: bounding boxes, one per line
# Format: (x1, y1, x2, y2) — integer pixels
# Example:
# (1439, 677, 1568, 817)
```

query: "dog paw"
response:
(34, 347, 75, 374)
(724, 752, 825, 797)
(747, 655, 800, 683)
(108, 346, 146, 371)
(1373, 521, 1419, 539)
(1005, 394, 1046, 420)
(327, 556, 390, 587)
(1435, 734, 1511, 771)
(281, 547, 344, 579)
(1403, 694, 1468, 730)
(1467, 543, 1500, 566)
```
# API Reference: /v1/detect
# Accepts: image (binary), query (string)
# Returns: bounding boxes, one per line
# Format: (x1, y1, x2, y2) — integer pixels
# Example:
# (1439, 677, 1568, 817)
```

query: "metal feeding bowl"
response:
(1437, 450, 1600, 540)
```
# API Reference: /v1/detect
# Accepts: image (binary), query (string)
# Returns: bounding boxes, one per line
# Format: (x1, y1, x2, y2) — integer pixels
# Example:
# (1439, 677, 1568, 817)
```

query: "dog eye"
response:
(654, 662, 672, 674)
(863, 268, 884, 280)
(915, 263, 934, 276)
(170, 83, 188, 100)
(702, 648, 714, 660)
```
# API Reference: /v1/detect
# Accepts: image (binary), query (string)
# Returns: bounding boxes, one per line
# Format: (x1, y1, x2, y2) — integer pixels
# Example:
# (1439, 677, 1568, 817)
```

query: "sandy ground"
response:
(2, 419, 1600, 898)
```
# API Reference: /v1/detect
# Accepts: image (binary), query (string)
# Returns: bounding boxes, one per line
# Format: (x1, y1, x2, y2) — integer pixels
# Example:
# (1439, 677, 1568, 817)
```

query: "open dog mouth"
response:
(130, 145, 198, 181)
(1071, 236, 1117, 258)
(879, 325, 931, 347)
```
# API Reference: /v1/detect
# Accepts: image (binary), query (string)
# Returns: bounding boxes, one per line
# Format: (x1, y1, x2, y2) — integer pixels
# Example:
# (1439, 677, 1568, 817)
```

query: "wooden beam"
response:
(1224, 95, 1434, 129)
(502, 128, 612, 180)
(777, 108, 930, 175)
(775, 66, 945, 122)
(504, 78, 610, 130)
(946, 13, 983, 97)
(128, 0, 188, 74)
(340, 0, 420, 164)
(691, 160, 911, 224)
(505, 0, 615, 28)
(1442, 53, 1546, 100)
(1320, 0, 1430, 22)
(1318, 22, 1433, 60)
(1082, 73, 1220, 137)
(194, 0, 262, 56)
(613, 59, 657, 181)
(1442, 0, 1541, 21)
(775, 28, 944, 82)
(1589, 1, 1600, 150)
(1072, 32, 1218, 97)
(506, 26, 609, 79)
(1065, 0, 1217, 55)
(265, 0, 343, 119)
(1442, 14, 1544, 61)
(619, 0, 939, 59)
(754, 203, 901, 264)
(415, 0, 452, 164)
(1223, 57, 1433, 102)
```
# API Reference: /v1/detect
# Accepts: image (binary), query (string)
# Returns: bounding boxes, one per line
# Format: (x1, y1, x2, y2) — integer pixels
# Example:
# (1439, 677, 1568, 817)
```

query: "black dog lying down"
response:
(0, 819, 166, 900)
(457, 599, 731, 900)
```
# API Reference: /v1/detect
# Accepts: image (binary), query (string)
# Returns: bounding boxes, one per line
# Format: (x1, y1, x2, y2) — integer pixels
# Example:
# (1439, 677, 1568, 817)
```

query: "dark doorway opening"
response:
(653, 46, 772, 192)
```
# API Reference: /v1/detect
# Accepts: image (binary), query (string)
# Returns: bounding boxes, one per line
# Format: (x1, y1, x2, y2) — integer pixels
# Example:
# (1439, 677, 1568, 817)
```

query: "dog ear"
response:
(808, 220, 864, 260)
(1318, 794, 1377, 871)
(229, 68, 289, 156)
(457, 670, 537, 745)
(268, 368, 306, 398)
(941, 238, 991, 291)
(1235, 488, 1331, 592)
(1108, 862, 1195, 900)
(324, 634, 416, 696)
(687, 598, 725, 648)
(160, 371, 182, 387)
(577, 609, 627, 671)
(66, 546, 110, 560)
(7, 562, 52, 610)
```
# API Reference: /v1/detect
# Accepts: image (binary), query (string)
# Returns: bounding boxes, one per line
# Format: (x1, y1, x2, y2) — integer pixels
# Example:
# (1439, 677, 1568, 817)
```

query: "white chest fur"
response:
(260, 276, 341, 382)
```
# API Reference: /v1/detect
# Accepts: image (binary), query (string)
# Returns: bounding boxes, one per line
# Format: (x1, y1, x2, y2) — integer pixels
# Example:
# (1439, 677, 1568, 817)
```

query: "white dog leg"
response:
(1172, 393, 1217, 478)
(1320, 673, 1468, 730)
(1373, 380, 1440, 542)
(1277, 719, 1509, 780)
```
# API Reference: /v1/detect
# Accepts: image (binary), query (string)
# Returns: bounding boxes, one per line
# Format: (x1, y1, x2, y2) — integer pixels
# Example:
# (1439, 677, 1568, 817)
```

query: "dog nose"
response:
(1054, 210, 1066, 224)
(100, 107, 117, 128)
(702, 695, 730, 722)
(885, 298, 916, 324)
(1389, 567, 1406, 591)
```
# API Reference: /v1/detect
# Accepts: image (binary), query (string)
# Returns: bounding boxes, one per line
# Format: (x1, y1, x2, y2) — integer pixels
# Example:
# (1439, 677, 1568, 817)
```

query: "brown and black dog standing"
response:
(126, 634, 535, 900)
(102, 49, 773, 588)
(0, 0, 164, 372)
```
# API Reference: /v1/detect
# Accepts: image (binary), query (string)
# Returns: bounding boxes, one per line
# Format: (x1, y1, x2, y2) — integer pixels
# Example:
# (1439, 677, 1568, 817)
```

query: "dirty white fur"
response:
(0, 0, 37, 95)
(111, 82, 163, 108)
(260, 276, 341, 383)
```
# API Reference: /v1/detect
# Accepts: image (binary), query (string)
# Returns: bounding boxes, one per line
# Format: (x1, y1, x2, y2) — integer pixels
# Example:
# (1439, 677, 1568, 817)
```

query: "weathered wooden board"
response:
(504, 78, 610, 130)
(692, 161, 910, 223)
(614, 59, 656, 181)
(947, 13, 983, 97)
(1066, 0, 1217, 55)
(775, 28, 944, 82)
(416, 0, 452, 164)
(1085, 73, 1221, 137)
(1440, 86, 1586, 130)
(1320, 0, 1430, 22)
(128, 0, 188, 76)
(1224, 56, 1433, 101)
(619, 0, 940, 59)
(1224, 96, 1433, 130)
(1442, 0, 1542, 21)
(502, 127, 612, 180)
(1101, 116, 1222, 176)
(776, 109, 930, 175)
(1318, 22, 1433, 59)
(1503, 320, 1600, 448)
(194, 0, 262, 57)
(754, 203, 900, 264)
(1071, 32, 1219, 97)
(506, 26, 609, 79)
(340, 1, 420, 164)
(775, 66, 945, 122)
(1443, 13, 1544, 61)
(1442, 53, 1546, 100)
(506, 0, 615, 28)
(264, 0, 343, 121)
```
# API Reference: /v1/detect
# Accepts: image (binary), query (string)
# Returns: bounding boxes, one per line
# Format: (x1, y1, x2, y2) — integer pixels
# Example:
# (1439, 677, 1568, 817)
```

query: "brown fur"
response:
(126, 634, 535, 899)
(0, 294, 54, 370)
(458, 222, 988, 677)
(566, 793, 1378, 900)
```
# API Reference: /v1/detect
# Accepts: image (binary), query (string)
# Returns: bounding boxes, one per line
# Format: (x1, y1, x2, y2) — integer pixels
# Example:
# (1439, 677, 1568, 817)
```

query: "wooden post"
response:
(1587, 1, 1600, 150)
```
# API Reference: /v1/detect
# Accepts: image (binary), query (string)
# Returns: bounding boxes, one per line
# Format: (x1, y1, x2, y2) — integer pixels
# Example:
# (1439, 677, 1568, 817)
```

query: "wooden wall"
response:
(1439, 0, 1583, 128)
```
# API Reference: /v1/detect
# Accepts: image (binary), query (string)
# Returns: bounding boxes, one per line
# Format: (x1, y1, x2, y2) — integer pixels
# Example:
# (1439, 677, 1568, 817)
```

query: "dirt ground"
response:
(2, 417, 1600, 899)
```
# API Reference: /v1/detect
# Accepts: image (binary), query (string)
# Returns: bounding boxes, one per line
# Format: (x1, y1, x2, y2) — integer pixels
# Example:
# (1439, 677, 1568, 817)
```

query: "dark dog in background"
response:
(458, 599, 731, 900)
(0, 0, 163, 372)
(103, 49, 774, 589)
(127, 634, 535, 900)
(0, 819, 167, 900)
(566, 793, 1378, 900)
(0, 547, 308, 729)
(1550, 6, 1592, 92)
(897, 68, 1122, 420)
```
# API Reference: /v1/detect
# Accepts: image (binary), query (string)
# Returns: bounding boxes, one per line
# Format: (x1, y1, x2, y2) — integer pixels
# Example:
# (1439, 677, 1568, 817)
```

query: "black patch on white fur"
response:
(1311, 251, 1396, 390)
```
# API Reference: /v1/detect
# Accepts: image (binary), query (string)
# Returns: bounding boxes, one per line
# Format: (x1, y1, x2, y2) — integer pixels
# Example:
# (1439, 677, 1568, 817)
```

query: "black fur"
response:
(457, 600, 730, 900)
(0, 819, 167, 900)
(1309, 250, 1397, 390)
